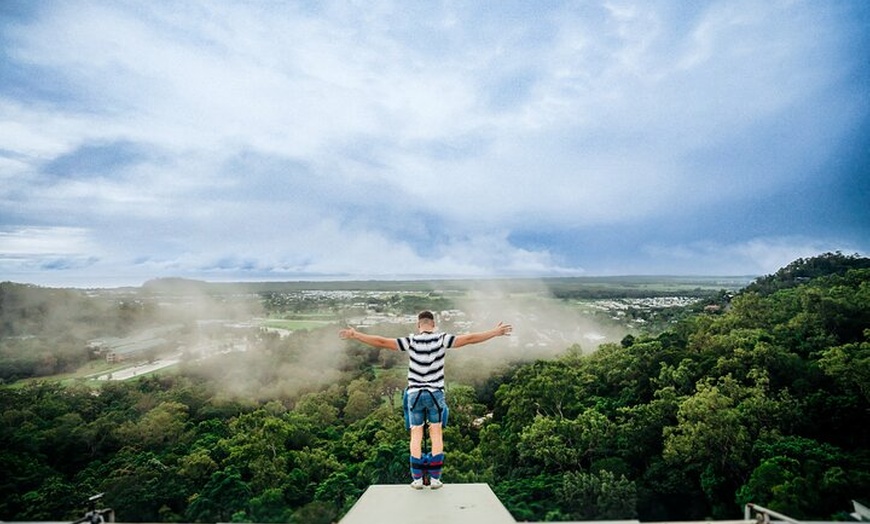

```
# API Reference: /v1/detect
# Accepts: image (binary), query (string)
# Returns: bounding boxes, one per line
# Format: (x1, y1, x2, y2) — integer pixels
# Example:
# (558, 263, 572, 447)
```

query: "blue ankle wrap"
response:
(409, 455, 425, 480)
(428, 453, 444, 479)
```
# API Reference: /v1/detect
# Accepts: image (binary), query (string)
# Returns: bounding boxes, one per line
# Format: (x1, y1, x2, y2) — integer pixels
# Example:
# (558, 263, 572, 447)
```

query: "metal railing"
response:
(744, 503, 799, 524)
(743, 503, 800, 524)
(71, 493, 114, 524)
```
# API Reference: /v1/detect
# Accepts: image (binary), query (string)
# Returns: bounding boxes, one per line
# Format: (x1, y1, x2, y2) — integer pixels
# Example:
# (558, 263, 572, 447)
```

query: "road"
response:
(95, 354, 181, 381)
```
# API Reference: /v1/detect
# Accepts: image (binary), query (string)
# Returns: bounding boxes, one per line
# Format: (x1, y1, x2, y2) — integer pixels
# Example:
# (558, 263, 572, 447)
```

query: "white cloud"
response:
(0, 227, 97, 256)
(0, 0, 866, 286)
(642, 237, 860, 276)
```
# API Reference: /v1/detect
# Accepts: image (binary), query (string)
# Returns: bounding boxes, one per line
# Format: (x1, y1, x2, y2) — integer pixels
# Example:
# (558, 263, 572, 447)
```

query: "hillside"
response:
(0, 253, 867, 522)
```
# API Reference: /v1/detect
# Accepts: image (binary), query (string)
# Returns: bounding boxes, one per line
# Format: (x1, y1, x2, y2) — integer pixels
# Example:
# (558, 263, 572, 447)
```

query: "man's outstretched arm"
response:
(339, 327, 399, 351)
(453, 322, 512, 348)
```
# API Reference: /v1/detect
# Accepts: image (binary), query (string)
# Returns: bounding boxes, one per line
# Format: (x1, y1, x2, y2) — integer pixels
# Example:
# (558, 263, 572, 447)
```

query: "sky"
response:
(0, 0, 868, 288)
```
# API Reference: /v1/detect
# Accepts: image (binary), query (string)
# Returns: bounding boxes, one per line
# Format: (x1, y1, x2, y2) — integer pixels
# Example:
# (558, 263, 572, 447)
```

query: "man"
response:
(339, 310, 512, 489)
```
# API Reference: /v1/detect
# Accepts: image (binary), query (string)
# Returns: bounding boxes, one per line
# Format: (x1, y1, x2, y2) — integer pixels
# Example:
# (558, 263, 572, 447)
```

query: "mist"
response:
(174, 279, 626, 403)
(251, 327, 350, 401)
(444, 279, 626, 386)
(0, 275, 633, 403)
(179, 316, 350, 403)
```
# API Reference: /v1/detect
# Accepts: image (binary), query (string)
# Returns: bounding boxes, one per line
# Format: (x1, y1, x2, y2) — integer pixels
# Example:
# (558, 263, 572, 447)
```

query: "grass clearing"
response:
(262, 318, 338, 331)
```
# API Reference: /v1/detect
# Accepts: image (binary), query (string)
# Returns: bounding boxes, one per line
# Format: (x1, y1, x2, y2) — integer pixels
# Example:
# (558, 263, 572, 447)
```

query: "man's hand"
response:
(339, 327, 357, 340)
(453, 321, 513, 348)
(495, 322, 513, 336)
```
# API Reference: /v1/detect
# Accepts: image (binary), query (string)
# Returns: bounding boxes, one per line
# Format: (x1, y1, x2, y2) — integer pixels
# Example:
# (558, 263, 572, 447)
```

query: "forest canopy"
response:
(0, 253, 868, 522)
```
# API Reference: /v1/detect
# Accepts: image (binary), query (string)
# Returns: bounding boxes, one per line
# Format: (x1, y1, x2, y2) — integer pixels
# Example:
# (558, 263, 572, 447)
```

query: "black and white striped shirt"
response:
(396, 331, 456, 392)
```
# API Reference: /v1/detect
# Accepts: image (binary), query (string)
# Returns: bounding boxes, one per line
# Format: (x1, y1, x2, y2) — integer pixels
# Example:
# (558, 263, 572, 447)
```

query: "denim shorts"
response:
(404, 389, 448, 428)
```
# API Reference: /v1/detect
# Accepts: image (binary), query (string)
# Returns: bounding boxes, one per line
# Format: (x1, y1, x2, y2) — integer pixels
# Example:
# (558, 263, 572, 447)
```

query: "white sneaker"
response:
(429, 478, 443, 490)
(410, 478, 424, 489)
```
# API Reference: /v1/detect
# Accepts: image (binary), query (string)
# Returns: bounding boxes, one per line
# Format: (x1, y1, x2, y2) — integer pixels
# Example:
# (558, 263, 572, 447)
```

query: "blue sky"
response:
(1, 1, 868, 288)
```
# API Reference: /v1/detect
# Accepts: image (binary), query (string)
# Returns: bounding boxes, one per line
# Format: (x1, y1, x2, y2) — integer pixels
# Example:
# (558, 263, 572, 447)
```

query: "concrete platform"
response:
(340, 483, 517, 524)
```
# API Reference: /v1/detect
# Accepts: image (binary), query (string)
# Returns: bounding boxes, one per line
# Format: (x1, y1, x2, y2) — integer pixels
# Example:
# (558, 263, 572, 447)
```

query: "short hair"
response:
(418, 310, 435, 322)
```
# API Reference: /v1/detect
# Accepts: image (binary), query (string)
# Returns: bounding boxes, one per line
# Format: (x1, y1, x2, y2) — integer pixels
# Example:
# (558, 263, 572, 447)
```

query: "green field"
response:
(261, 317, 339, 331)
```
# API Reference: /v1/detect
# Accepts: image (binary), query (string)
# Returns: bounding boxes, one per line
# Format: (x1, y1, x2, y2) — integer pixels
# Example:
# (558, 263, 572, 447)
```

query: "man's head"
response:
(417, 310, 436, 332)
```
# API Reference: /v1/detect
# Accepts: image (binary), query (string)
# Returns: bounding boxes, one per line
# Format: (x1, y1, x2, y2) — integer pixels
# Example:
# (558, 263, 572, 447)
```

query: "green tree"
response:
(114, 401, 191, 451)
(314, 471, 361, 516)
(556, 470, 638, 520)
(185, 468, 251, 523)
(518, 408, 615, 472)
(736, 435, 859, 520)
(493, 474, 562, 522)
(344, 378, 380, 423)
(817, 336, 870, 403)
(16, 475, 78, 521)
(247, 488, 293, 523)
(289, 501, 337, 524)
(99, 449, 189, 522)
(218, 409, 294, 493)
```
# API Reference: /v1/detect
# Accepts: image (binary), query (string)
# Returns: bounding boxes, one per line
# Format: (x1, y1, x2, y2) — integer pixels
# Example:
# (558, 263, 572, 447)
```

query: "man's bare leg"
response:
(428, 423, 444, 487)
(429, 423, 443, 455)
(410, 425, 424, 457)
(409, 425, 426, 487)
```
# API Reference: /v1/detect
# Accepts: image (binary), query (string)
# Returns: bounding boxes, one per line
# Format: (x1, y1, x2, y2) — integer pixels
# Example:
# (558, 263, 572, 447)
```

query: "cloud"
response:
(0, 226, 97, 256)
(0, 1, 867, 287)
(0, 227, 101, 278)
(642, 236, 863, 276)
